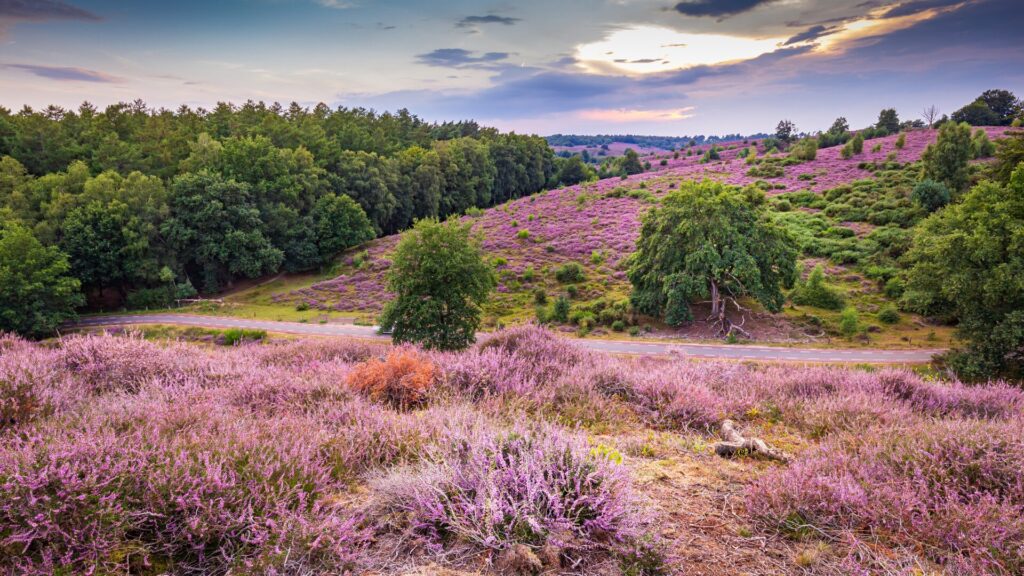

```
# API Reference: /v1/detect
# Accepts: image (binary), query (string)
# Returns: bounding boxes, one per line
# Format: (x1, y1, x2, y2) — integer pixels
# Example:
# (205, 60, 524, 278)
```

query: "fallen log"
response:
(713, 419, 790, 462)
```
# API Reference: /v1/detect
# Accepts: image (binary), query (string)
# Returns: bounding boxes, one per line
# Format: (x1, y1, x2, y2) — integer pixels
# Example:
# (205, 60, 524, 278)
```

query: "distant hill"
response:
(545, 133, 768, 150)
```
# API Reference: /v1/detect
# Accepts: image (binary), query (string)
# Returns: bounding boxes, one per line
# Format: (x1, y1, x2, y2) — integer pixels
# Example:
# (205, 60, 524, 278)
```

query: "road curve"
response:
(70, 314, 943, 364)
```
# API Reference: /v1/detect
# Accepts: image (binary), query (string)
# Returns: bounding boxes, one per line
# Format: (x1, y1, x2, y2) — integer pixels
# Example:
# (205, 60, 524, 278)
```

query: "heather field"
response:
(3, 327, 1024, 575)
(244, 127, 1010, 344)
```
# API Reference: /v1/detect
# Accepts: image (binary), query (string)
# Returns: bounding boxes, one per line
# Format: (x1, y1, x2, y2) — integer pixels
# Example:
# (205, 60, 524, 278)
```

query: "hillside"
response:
(229, 127, 1011, 346)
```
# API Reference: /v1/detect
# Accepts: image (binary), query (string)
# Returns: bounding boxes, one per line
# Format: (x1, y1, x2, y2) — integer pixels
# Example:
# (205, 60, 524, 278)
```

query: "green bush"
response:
(877, 305, 900, 324)
(551, 296, 571, 323)
(516, 229, 530, 240)
(911, 179, 951, 213)
(746, 162, 785, 178)
(790, 265, 845, 310)
(789, 138, 818, 161)
(566, 285, 579, 298)
(611, 320, 626, 332)
(555, 262, 585, 283)
(851, 133, 865, 154)
(884, 277, 905, 299)
(971, 129, 995, 158)
(533, 288, 547, 305)
(222, 328, 266, 346)
(839, 307, 860, 338)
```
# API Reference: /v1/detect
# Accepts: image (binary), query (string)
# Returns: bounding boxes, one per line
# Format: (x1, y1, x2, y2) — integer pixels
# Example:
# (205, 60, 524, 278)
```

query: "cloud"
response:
(783, 24, 840, 45)
(880, 0, 966, 18)
(6, 64, 122, 83)
(416, 48, 512, 69)
(0, 0, 99, 21)
(673, 0, 777, 18)
(456, 15, 520, 28)
(578, 107, 696, 122)
(315, 0, 356, 8)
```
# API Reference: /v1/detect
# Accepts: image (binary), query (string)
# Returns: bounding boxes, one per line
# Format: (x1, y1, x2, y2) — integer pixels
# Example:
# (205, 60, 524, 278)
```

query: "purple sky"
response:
(2, 0, 1022, 135)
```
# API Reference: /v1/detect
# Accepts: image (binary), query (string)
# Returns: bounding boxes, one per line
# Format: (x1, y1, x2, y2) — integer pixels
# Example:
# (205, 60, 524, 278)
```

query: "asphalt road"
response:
(70, 314, 943, 364)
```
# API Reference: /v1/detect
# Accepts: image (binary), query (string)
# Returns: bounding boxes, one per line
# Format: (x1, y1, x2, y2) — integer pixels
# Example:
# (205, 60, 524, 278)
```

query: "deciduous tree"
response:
(628, 181, 797, 336)
(379, 218, 495, 350)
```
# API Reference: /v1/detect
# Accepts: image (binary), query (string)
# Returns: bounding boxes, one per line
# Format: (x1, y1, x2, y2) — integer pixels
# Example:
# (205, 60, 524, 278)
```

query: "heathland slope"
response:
(239, 127, 1008, 345)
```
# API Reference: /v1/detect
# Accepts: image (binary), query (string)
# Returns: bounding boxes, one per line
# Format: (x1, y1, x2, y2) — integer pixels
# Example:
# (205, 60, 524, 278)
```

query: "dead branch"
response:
(713, 419, 790, 462)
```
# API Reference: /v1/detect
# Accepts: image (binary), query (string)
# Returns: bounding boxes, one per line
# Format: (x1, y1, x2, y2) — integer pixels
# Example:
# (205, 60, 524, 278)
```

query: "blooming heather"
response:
(2, 327, 1023, 573)
(276, 128, 1009, 316)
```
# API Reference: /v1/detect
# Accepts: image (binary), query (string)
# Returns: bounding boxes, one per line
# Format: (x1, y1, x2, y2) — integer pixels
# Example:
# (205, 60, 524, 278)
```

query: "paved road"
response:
(70, 314, 943, 364)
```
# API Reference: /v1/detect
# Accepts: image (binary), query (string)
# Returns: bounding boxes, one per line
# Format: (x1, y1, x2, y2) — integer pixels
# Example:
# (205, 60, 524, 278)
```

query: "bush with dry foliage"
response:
(346, 348, 439, 409)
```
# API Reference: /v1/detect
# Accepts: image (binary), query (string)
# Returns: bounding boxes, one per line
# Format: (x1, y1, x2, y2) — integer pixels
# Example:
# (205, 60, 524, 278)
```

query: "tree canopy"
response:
(628, 180, 797, 336)
(0, 222, 84, 337)
(0, 100, 560, 322)
(379, 218, 495, 350)
(921, 121, 972, 192)
(904, 164, 1024, 379)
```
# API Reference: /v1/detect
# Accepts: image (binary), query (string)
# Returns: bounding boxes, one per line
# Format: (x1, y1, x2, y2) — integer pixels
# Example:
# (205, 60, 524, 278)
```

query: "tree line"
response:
(0, 100, 584, 335)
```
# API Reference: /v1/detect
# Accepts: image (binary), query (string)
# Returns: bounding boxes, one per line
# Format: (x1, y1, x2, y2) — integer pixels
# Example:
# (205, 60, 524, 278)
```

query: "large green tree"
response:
(921, 121, 973, 192)
(628, 180, 797, 336)
(876, 108, 900, 134)
(903, 163, 1024, 379)
(162, 171, 283, 291)
(0, 222, 84, 337)
(379, 218, 495, 350)
(311, 193, 375, 265)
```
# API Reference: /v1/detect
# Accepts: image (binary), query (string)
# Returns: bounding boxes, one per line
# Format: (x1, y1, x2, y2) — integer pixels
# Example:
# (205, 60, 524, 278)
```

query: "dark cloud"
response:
(416, 48, 511, 69)
(456, 15, 520, 28)
(881, 0, 966, 18)
(837, 0, 1021, 57)
(368, 45, 813, 121)
(614, 58, 661, 64)
(0, 0, 100, 21)
(7, 64, 121, 83)
(783, 24, 840, 45)
(674, 0, 776, 18)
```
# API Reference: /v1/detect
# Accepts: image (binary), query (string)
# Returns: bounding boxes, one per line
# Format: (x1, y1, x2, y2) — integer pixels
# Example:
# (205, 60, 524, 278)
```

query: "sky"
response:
(1, 0, 1022, 136)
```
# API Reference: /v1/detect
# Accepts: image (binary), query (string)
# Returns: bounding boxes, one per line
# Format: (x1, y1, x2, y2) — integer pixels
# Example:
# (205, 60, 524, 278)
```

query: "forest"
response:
(0, 101, 588, 318)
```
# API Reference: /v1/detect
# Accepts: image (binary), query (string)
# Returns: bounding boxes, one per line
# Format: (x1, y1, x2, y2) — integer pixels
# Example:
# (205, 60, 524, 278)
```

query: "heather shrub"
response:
(0, 375, 48, 431)
(441, 326, 586, 401)
(254, 337, 387, 366)
(58, 333, 213, 394)
(0, 406, 370, 575)
(371, 425, 660, 567)
(346, 347, 439, 410)
(749, 419, 1024, 575)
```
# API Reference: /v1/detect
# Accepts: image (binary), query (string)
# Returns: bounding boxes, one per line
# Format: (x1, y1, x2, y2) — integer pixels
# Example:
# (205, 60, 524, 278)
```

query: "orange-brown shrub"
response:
(346, 348, 439, 410)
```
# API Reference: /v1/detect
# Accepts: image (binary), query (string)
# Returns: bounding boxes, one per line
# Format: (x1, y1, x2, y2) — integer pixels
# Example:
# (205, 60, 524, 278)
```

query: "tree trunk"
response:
(709, 279, 720, 317)
(713, 420, 789, 462)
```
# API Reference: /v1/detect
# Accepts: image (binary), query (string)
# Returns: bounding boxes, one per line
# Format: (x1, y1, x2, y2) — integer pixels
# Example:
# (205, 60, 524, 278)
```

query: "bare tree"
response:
(923, 105, 939, 128)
